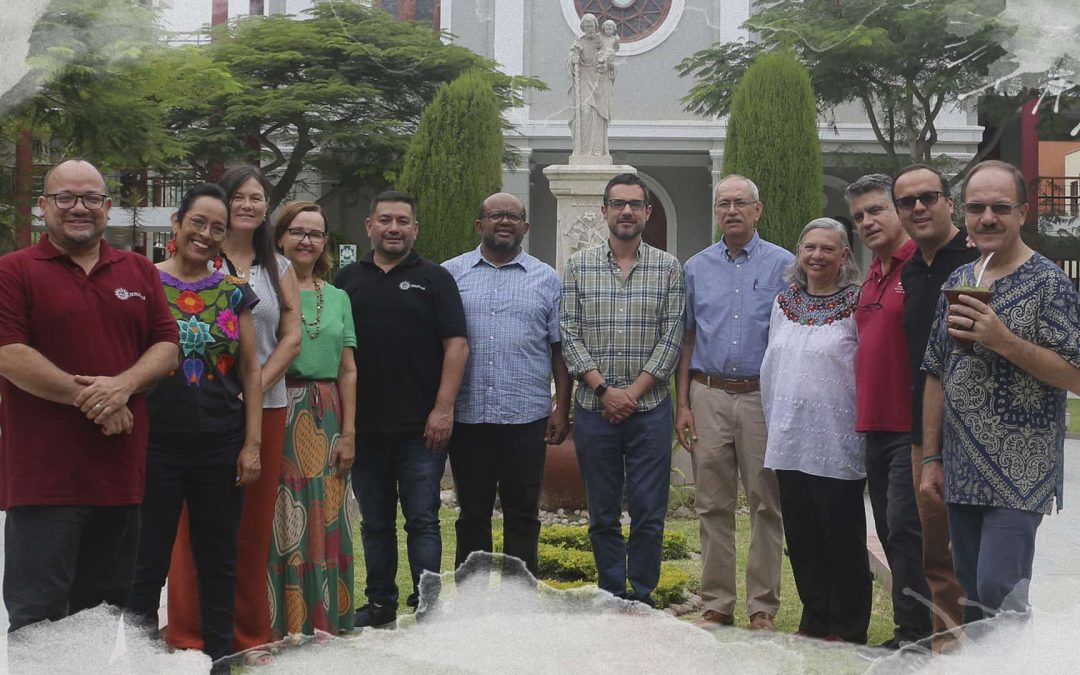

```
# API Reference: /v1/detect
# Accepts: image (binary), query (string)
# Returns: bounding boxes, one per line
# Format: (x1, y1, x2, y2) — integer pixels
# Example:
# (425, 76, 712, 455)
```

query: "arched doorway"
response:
(643, 195, 667, 251)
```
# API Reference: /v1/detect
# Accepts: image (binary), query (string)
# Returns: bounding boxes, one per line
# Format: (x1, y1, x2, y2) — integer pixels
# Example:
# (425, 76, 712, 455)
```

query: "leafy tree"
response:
(0, 0, 222, 172)
(399, 70, 504, 262)
(175, 1, 541, 207)
(677, 0, 1035, 185)
(723, 51, 821, 252)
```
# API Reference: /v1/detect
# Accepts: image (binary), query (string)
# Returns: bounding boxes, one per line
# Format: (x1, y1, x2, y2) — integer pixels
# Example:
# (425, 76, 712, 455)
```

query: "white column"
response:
(493, 0, 528, 125)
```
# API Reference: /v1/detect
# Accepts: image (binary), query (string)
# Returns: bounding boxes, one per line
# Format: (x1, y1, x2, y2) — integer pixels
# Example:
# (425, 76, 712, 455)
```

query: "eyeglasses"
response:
(186, 215, 228, 240)
(894, 191, 944, 211)
(606, 199, 647, 211)
(45, 193, 107, 210)
(962, 202, 1024, 216)
(484, 210, 525, 224)
(714, 199, 757, 211)
(285, 228, 327, 243)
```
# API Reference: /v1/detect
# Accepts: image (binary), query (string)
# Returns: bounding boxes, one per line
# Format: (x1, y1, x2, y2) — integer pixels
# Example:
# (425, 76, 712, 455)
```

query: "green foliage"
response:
(677, 0, 1035, 182)
(0, 0, 214, 172)
(537, 542, 597, 581)
(652, 565, 692, 608)
(531, 523, 689, 561)
(398, 70, 504, 262)
(176, 2, 542, 207)
(723, 51, 821, 251)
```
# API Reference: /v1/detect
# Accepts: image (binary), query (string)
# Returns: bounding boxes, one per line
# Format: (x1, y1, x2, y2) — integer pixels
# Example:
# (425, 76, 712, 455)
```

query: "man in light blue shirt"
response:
(442, 192, 572, 577)
(675, 174, 793, 631)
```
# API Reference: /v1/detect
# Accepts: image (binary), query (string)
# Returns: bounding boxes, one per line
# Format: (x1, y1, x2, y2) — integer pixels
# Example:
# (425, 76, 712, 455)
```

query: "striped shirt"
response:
(560, 241, 685, 412)
(443, 247, 562, 425)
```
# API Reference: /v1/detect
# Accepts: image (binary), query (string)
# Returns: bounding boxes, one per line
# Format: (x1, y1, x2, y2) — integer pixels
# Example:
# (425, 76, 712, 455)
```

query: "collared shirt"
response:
(923, 254, 1080, 514)
(443, 246, 561, 425)
(0, 236, 178, 508)
(684, 231, 794, 378)
(854, 238, 916, 432)
(901, 230, 979, 444)
(334, 249, 467, 435)
(560, 240, 685, 412)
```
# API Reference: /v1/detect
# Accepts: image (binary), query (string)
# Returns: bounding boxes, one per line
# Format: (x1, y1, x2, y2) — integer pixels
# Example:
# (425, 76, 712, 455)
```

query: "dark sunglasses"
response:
(894, 191, 944, 211)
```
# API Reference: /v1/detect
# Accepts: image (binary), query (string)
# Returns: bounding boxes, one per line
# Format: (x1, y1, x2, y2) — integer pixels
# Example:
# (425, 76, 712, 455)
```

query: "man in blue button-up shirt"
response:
(675, 174, 793, 631)
(443, 192, 572, 577)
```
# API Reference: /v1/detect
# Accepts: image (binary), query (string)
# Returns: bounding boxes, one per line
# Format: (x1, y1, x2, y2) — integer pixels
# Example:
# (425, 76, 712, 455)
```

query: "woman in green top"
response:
(268, 201, 357, 638)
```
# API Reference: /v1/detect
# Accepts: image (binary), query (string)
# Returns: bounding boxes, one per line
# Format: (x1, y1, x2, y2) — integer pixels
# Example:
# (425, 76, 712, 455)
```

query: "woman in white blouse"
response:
(760, 218, 871, 644)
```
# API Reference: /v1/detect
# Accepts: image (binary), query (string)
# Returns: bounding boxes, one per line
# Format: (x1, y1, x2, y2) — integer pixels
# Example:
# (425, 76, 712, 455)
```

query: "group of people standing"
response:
(0, 157, 1076, 670)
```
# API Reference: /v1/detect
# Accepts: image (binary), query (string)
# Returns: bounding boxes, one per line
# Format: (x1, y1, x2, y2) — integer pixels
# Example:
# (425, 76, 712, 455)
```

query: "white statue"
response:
(568, 13, 616, 159)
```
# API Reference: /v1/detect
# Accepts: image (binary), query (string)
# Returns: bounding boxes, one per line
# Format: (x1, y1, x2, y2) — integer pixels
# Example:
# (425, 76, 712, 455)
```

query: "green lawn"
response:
(349, 505, 895, 644)
(1069, 398, 1079, 433)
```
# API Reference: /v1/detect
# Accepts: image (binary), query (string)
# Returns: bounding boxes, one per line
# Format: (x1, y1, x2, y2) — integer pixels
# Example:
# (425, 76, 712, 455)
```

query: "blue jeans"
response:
(352, 433, 447, 607)
(948, 503, 1042, 623)
(573, 398, 672, 604)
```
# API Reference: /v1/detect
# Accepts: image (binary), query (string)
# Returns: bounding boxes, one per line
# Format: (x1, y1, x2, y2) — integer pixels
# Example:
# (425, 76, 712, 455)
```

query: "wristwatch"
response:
(593, 381, 609, 399)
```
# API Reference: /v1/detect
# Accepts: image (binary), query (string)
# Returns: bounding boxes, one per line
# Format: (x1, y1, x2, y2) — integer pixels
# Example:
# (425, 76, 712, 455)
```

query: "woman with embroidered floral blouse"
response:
(759, 218, 871, 644)
(267, 201, 357, 639)
(126, 183, 262, 665)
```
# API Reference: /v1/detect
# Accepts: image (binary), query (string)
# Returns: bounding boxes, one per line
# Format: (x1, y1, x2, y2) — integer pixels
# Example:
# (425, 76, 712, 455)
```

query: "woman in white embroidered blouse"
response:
(760, 218, 872, 644)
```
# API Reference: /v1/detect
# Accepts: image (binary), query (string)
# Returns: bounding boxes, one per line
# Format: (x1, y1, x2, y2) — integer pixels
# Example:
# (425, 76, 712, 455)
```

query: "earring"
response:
(213, 255, 223, 270)
(166, 237, 177, 256)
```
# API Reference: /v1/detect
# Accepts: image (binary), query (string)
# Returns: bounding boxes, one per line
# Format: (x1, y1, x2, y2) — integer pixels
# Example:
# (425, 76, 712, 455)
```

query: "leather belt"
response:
(692, 372, 760, 394)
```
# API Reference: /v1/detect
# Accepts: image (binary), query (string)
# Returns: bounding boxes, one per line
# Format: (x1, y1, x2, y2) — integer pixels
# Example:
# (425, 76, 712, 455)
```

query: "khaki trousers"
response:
(690, 381, 783, 617)
(911, 443, 965, 648)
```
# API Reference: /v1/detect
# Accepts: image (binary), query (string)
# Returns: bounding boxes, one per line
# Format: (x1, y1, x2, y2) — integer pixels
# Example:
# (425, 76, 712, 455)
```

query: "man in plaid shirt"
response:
(560, 173, 685, 606)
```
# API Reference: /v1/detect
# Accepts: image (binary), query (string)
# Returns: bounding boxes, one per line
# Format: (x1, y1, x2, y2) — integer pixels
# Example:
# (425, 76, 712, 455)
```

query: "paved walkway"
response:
(865, 438, 1080, 611)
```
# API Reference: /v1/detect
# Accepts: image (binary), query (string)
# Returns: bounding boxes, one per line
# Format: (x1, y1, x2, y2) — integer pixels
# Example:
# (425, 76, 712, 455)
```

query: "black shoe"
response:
(354, 603, 397, 628)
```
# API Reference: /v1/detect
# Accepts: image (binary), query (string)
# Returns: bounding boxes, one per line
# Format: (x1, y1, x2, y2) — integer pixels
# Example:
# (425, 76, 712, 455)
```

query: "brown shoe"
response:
(749, 611, 775, 631)
(694, 609, 735, 630)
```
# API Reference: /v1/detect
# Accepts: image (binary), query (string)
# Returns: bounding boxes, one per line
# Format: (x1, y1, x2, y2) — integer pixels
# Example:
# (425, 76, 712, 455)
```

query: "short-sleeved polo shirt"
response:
(0, 236, 178, 508)
(854, 238, 916, 432)
(334, 249, 467, 435)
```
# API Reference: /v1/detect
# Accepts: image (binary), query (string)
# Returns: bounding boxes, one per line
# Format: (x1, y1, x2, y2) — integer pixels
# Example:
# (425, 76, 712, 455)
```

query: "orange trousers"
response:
(166, 408, 286, 653)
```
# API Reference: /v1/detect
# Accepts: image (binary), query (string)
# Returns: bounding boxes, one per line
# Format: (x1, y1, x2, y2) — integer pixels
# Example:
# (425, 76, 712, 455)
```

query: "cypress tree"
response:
(400, 69, 505, 262)
(722, 51, 822, 252)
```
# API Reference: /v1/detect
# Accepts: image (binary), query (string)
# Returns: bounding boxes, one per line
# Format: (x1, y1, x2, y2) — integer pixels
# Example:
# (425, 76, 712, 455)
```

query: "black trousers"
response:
(865, 431, 933, 642)
(448, 418, 548, 577)
(4, 504, 139, 633)
(126, 450, 244, 661)
(776, 470, 872, 643)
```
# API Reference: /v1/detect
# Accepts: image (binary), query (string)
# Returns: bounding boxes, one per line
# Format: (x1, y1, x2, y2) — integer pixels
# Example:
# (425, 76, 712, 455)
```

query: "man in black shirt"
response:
(895, 164, 977, 650)
(334, 190, 469, 627)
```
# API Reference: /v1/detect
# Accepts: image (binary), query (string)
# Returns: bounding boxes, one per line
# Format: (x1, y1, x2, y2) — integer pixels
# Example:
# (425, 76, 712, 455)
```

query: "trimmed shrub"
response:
(399, 69, 504, 262)
(537, 543, 597, 581)
(653, 564, 692, 607)
(722, 50, 822, 252)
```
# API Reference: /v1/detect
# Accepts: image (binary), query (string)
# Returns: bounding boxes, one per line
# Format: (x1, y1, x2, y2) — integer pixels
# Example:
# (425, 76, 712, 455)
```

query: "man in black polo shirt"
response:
(894, 164, 977, 650)
(334, 190, 469, 628)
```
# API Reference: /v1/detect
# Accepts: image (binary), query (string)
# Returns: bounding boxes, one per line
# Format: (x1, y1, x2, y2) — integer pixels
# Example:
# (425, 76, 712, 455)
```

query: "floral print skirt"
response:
(268, 379, 357, 639)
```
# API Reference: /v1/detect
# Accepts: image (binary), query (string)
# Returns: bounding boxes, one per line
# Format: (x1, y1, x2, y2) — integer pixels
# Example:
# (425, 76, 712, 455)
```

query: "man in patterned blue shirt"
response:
(443, 193, 572, 578)
(922, 160, 1080, 624)
(560, 173, 685, 606)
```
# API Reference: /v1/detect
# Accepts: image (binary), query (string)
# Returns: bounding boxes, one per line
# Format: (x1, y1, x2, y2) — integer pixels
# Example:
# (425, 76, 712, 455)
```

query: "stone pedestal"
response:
(543, 163, 636, 274)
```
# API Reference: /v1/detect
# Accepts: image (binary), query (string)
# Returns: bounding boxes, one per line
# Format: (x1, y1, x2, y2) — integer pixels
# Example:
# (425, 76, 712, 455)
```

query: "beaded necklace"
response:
(301, 279, 325, 339)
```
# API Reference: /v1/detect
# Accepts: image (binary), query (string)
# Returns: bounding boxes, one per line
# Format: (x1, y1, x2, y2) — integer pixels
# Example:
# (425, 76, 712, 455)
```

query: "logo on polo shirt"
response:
(398, 281, 427, 292)
(114, 288, 147, 301)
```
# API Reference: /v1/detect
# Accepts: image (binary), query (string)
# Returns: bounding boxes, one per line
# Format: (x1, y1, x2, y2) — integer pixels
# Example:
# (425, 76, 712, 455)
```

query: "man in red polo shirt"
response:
(846, 174, 932, 649)
(0, 159, 178, 632)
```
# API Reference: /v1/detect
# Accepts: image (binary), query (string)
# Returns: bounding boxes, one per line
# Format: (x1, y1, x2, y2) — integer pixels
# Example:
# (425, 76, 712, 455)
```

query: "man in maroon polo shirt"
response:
(0, 159, 178, 632)
(846, 174, 932, 649)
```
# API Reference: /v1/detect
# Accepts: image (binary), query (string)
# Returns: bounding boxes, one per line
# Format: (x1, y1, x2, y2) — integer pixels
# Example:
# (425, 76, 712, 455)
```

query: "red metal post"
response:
(1020, 98, 1040, 226)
